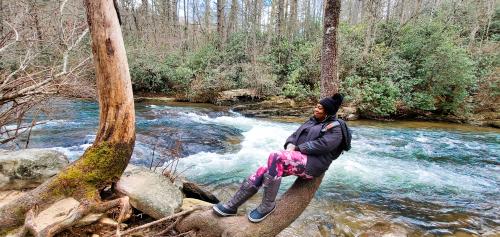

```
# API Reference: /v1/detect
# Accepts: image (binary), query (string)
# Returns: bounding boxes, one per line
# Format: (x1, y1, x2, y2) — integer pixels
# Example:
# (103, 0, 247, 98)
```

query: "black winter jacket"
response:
(284, 116, 344, 177)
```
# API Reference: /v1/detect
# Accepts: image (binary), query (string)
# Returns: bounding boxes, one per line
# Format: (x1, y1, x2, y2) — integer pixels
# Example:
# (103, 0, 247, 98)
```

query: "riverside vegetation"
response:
(126, 4, 499, 122)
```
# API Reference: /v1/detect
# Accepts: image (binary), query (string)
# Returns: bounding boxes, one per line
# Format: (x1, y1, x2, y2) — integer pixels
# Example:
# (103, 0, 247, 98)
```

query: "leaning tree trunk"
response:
(320, 0, 341, 97)
(176, 176, 324, 237)
(0, 0, 135, 235)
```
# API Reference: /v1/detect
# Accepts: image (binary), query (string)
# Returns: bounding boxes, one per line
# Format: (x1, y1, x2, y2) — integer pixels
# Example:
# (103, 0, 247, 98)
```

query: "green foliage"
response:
(395, 21, 476, 113)
(127, 12, 493, 118)
(360, 77, 400, 116)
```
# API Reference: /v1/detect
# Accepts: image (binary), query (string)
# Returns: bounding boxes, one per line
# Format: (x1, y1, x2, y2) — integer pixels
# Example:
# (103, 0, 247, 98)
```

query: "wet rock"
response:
(359, 222, 408, 237)
(215, 89, 261, 105)
(0, 149, 69, 191)
(181, 198, 213, 211)
(115, 165, 183, 219)
(182, 181, 220, 204)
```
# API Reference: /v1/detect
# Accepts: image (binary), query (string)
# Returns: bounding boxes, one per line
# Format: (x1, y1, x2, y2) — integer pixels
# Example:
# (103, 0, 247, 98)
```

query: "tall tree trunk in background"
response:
(304, 0, 311, 37)
(204, 0, 210, 32)
(172, 0, 178, 27)
(284, 0, 289, 27)
(256, 0, 263, 31)
(0, 0, 3, 36)
(31, 0, 43, 42)
(469, 0, 481, 47)
(216, 0, 225, 46)
(412, 0, 422, 19)
(164, 0, 171, 26)
(277, 0, 284, 37)
(398, 0, 406, 24)
(141, 0, 149, 33)
(182, 0, 188, 49)
(289, 0, 298, 39)
(363, 0, 377, 55)
(320, 0, 341, 97)
(227, 0, 238, 38)
(266, 0, 277, 45)
(351, 0, 361, 24)
(386, 0, 391, 22)
(0, 0, 135, 232)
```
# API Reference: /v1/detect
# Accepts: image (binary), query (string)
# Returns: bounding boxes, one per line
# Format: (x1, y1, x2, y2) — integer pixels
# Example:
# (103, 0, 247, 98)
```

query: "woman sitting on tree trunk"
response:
(213, 93, 346, 222)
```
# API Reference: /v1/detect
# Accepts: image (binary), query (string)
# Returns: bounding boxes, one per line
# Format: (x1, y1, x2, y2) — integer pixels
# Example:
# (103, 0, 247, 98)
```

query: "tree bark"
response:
(288, 0, 298, 39)
(204, 0, 211, 31)
(176, 176, 325, 237)
(398, 0, 406, 24)
(320, 0, 341, 97)
(216, 0, 225, 46)
(0, 0, 135, 233)
(386, 0, 391, 22)
(227, 0, 238, 38)
(276, 0, 284, 37)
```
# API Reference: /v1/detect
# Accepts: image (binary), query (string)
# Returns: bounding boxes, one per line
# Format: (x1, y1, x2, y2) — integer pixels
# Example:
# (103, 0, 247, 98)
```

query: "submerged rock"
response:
(115, 165, 183, 219)
(0, 149, 69, 191)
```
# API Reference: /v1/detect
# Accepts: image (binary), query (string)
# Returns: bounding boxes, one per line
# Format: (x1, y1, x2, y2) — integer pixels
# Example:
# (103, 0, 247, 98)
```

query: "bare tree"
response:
(216, 0, 225, 46)
(204, 0, 211, 31)
(0, 0, 135, 235)
(226, 0, 238, 38)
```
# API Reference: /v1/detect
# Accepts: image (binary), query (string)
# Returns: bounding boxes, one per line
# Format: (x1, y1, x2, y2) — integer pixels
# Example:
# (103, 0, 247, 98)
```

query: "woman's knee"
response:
(267, 151, 281, 165)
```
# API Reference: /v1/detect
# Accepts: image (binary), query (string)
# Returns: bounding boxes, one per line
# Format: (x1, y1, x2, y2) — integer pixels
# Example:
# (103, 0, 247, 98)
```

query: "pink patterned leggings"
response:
(248, 150, 313, 187)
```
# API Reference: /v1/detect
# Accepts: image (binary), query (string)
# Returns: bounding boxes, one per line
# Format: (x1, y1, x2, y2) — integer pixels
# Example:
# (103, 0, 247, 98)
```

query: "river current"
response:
(4, 99, 499, 236)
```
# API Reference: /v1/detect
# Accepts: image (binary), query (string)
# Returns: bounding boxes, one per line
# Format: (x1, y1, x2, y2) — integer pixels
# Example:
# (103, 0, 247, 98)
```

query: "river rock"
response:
(115, 165, 183, 219)
(215, 89, 260, 105)
(359, 222, 408, 237)
(0, 149, 69, 191)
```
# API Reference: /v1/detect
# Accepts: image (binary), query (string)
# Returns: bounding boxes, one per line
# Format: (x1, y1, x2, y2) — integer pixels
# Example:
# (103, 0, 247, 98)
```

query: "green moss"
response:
(52, 142, 132, 199)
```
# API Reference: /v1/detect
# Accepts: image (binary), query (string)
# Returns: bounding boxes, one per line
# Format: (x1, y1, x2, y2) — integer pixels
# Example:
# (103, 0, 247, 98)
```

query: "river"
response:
(4, 99, 499, 236)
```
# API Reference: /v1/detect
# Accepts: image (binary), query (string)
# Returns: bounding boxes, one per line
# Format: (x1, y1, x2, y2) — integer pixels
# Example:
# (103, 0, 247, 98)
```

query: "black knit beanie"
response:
(319, 93, 343, 115)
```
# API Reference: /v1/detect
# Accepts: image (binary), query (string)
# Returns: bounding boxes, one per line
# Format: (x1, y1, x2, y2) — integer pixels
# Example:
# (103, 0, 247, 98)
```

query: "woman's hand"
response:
(286, 144, 296, 151)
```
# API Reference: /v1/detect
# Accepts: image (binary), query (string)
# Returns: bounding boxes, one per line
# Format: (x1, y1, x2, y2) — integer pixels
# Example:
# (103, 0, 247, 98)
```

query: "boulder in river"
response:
(0, 149, 69, 191)
(115, 165, 183, 219)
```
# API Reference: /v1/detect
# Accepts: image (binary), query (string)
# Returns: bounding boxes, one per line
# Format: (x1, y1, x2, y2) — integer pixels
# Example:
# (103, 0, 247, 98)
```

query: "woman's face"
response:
(313, 103, 327, 121)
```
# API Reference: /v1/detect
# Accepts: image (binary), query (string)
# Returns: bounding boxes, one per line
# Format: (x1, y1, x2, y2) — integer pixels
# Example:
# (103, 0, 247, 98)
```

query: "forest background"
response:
(0, 0, 498, 123)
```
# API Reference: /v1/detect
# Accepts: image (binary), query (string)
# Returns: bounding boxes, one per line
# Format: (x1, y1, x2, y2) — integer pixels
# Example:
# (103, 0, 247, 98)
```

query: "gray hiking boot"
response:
(248, 173, 281, 222)
(213, 179, 258, 216)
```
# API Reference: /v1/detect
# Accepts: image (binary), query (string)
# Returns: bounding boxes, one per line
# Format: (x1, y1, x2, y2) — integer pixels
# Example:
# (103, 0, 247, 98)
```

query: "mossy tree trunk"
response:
(0, 0, 135, 234)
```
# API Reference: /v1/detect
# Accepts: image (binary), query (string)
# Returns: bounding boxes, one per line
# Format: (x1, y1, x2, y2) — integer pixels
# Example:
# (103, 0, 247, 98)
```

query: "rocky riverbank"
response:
(136, 91, 500, 128)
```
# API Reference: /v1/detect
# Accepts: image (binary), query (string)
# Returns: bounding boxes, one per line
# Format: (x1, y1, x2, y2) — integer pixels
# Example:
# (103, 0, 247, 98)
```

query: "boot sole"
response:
(247, 206, 276, 223)
(212, 205, 237, 217)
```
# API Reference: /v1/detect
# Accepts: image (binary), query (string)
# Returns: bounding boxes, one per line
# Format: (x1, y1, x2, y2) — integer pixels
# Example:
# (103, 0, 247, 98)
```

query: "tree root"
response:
(109, 206, 203, 237)
(18, 196, 131, 237)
